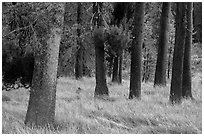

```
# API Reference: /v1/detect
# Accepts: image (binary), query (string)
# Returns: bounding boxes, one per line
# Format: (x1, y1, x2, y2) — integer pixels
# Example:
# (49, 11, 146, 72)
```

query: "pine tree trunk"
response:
(182, 2, 193, 99)
(75, 2, 83, 79)
(93, 2, 109, 97)
(94, 43, 109, 96)
(167, 46, 172, 79)
(142, 45, 146, 82)
(129, 3, 145, 99)
(108, 55, 113, 78)
(118, 51, 123, 84)
(75, 47, 83, 79)
(146, 49, 150, 82)
(170, 3, 186, 104)
(154, 2, 171, 87)
(112, 55, 119, 82)
(58, 3, 71, 77)
(25, 3, 65, 127)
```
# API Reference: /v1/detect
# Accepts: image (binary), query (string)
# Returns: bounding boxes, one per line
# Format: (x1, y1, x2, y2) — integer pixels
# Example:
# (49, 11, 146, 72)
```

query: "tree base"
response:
(94, 85, 109, 97)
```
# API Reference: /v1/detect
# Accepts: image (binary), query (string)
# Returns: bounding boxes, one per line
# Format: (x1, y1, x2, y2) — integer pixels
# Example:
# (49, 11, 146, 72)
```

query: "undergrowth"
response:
(2, 73, 202, 134)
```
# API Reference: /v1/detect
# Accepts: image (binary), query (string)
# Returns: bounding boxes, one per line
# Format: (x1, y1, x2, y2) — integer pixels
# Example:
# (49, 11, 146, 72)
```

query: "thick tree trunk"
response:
(24, 3, 64, 127)
(93, 2, 109, 97)
(182, 2, 193, 99)
(154, 2, 171, 87)
(112, 55, 119, 82)
(170, 3, 186, 104)
(75, 2, 83, 79)
(94, 44, 109, 96)
(129, 3, 145, 99)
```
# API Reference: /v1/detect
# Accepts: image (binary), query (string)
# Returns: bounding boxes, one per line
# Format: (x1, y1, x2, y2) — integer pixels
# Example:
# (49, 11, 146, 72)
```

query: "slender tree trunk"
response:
(170, 3, 186, 104)
(75, 47, 83, 79)
(58, 3, 71, 77)
(154, 2, 171, 87)
(93, 2, 109, 97)
(25, 3, 65, 127)
(112, 55, 119, 82)
(142, 44, 147, 82)
(146, 49, 150, 82)
(108, 55, 113, 78)
(75, 2, 83, 79)
(129, 3, 145, 99)
(118, 50, 123, 84)
(182, 2, 193, 99)
(167, 46, 172, 79)
(142, 43, 151, 82)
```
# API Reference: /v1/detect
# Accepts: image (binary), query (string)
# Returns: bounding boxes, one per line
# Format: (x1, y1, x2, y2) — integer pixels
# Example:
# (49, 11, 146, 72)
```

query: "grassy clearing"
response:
(2, 73, 202, 134)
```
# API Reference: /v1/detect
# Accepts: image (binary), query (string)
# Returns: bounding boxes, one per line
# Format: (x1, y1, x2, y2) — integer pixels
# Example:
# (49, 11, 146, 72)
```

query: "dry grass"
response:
(2, 73, 202, 134)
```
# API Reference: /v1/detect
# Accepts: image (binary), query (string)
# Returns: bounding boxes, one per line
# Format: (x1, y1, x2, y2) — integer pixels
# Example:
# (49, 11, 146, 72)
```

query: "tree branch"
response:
(3, 25, 31, 38)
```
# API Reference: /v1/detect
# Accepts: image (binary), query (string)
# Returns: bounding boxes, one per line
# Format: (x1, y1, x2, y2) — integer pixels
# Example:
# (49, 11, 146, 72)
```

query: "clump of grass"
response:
(2, 73, 202, 134)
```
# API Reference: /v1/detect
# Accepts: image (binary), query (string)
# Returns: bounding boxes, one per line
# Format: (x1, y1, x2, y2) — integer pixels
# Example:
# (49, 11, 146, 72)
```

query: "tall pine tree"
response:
(182, 2, 193, 99)
(25, 3, 65, 127)
(129, 3, 145, 99)
(93, 2, 109, 97)
(154, 2, 171, 87)
(170, 3, 186, 104)
(75, 2, 83, 79)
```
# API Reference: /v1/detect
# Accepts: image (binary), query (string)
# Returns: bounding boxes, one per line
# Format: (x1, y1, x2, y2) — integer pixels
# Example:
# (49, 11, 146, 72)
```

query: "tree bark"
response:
(182, 2, 193, 99)
(107, 55, 114, 78)
(118, 51, 123, 84)
(170, 3, 186, 104)
(94, 43, 109, 96)
(24, 3, 65, 127)
(142, 43, 150, 82)
(146, 49, 151, 82)
(75, 2, 83, 79)
(154, 2, 171, 87)
(112, 55, 119, 82)
(167, 46, 172, 79)
(58, 3, 72, 77)
(142, 44, 147, 82)
(93, 2, 109, 97)
(129, 3, 145, 99)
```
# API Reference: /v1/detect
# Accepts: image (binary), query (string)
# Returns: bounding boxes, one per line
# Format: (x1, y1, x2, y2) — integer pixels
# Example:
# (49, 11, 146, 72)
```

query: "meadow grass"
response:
(2, 73, 202, 134)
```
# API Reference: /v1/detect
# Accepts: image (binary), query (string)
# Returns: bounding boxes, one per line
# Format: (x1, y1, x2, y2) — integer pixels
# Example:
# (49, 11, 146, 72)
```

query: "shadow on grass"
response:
(2, 95, 11, 102)
(146, 126, 200, 134)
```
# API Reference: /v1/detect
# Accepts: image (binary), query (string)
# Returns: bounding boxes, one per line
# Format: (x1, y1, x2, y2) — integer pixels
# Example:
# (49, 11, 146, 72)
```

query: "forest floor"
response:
(2, 72, 202, 134)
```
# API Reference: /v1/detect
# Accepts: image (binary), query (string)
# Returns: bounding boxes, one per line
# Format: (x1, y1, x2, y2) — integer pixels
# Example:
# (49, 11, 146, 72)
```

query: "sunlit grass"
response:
(2, 73, 202, 134)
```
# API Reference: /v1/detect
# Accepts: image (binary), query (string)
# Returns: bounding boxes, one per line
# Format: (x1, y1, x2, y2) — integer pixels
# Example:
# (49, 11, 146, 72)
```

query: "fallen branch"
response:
(95, 116, 132, 130)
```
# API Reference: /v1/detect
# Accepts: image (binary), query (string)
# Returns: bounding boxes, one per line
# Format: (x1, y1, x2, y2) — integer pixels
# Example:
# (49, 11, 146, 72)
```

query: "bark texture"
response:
(75, 2, 83, 79)
(93, 2, 109, 97)
(107, 55, 114, 78)
(24, 3, 65, 127)
(118, 51, 123, 84)
(182, 2, 193, 98)
(167, 46, 172, 79)
(154, 2, 171, 87)
(170, 3, 186, 104)
(112, 55, 119, 82)
(129, 3, 145, 99)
